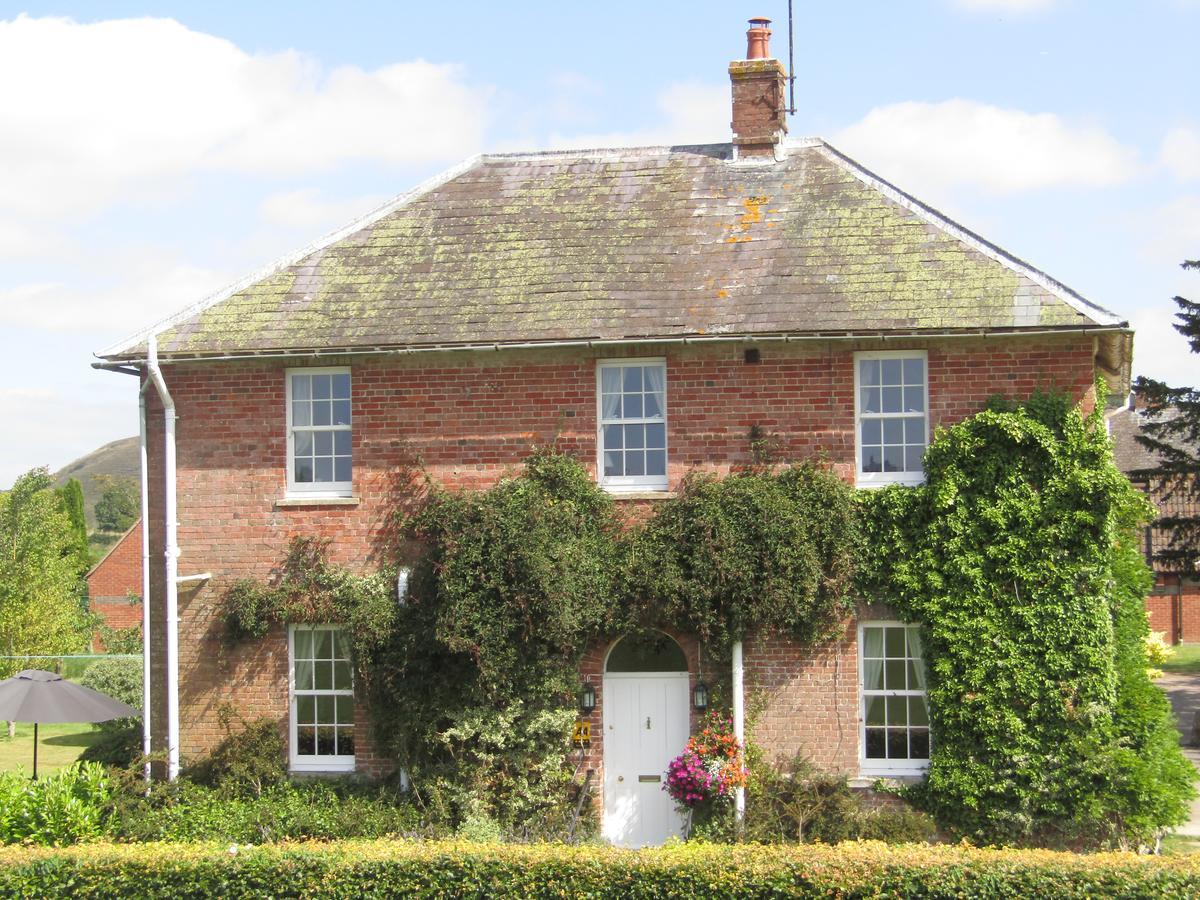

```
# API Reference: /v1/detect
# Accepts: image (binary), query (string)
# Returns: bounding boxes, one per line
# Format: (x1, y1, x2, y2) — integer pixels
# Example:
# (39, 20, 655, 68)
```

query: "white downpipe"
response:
(145, 335, 180, 781)
(138, 380, 152, 782)
(732, 640, 745, 822)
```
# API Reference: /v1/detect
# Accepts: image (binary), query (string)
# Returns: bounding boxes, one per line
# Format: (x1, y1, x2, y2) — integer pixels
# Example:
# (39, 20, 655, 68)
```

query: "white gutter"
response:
(94, 325, 1131, 369)
(145, 335, 181, 781)
(138, 379, 152, 782)
(732, 640, 745, 824)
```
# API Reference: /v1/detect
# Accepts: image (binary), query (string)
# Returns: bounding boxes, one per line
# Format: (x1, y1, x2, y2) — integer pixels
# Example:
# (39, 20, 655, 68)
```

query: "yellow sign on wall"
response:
(572, 720, 591, 746)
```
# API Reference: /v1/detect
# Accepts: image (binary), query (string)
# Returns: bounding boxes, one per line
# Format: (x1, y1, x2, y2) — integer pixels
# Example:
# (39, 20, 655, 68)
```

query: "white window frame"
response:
(595, 358, 669, 492)
(858, 620, 930, 776)
(286, 366, 353, 497)
(288, 624, 356, 773)
(853, 350, 928, 488)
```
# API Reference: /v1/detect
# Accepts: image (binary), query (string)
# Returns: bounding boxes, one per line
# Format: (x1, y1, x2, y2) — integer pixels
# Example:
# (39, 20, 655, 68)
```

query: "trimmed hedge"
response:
(1, 840, 1198, 898)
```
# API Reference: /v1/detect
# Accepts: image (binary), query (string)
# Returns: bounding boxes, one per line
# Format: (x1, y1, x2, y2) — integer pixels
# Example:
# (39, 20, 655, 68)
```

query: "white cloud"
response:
(0, 15, 491, 219)
(546, 82, 728, 149)
(0, 260, 231, 334)
(1132, 195, 1200, 265)
(1160, 126, 1200, 181)
(832, 100, 1139, 196)
(950, 0, 1057, 11)
(259, 188, 388, 232)
(1130, 304, 1199, 387)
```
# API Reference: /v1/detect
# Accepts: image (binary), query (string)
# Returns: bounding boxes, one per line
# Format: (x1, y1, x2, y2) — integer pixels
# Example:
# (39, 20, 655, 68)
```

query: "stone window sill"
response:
(275, 496, 361, 509)
(849, 772, 927, 789)
(606, 491, 679, 501)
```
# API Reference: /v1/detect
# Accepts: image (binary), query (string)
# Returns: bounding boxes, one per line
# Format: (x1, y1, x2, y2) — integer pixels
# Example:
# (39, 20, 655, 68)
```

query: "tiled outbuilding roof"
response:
(99, 139, 1125, 363)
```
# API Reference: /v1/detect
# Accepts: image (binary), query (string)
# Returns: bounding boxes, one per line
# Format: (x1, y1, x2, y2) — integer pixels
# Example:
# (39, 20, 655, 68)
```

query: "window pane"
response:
(332, 400, 351, 426)
(313, 630, 333, 658)
(294, 629, 313, 660)
(861, 388, 881, 414)
(314, 458, 333, 482)
(883, 419, 903, 444)
(295, 659, 314, 691)
(316, 726, 335, 756)
(865, 728, 886, 759)
(861, 420, 881, 444)
(623, 367, 642, 392)
(885, 659, 906, 690)
(297, 727, 316, 755)
(313, 432, 333, 455)
(887, 728, 908, 759)
(313, 402, 331, 426)
(336, 695, 354, 725)
(902, 358, 924, 385)
(885, 628, 905, 658)
(863, 627, 883, 657)
(623, 393, 643, 418)
(905, 446, 925, 472)
(334, 431, 352, 455)
(603, 451, 623, 477)
(336, 727, 354, 756)
(859, 360, 880, 386)
(292, 402, 311, 427)
(903, 418, 924, 442)
(333, 661, 353, 690)
(317, 695, 334, 724)
(314, 661, 333, 691)
(294, 432, 314, 457)
(865, 695, 885, 726)
(625, 424, 644, 450)
(882, 387, 902, 412)
(645, 450, 666, 477)
(863, 658, 883, 691)
(861, 447, 882, 473)
(601, 367, 621, 393)
(881, 359, 902, 384)
(904, 386, 924, 413)
(312, 375, 331, 400)
(626, 452, 645, 477)
(886, 696, 908, 726)
(292, 375, 311, 401)
(295, 458, 314, 482)
(334, 458, 352, 483)
(644, 391, 662, 419)
(910, 729, 930, 760)
(883, 446, 904, 472)
(644, 423, 665, 449)
(603, 424, 623, 451)
(296, 695, 316, 725)
(910, 696, 929, 727)
(332, 373, 351, 399)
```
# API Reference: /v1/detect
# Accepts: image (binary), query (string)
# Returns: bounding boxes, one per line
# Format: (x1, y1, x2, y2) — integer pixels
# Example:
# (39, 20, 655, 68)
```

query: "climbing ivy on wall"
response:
(858, 391, 1195, 847)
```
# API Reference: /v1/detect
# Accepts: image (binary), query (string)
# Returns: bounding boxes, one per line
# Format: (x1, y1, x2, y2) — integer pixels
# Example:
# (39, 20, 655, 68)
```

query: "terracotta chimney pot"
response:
(746, 17, 772, 59)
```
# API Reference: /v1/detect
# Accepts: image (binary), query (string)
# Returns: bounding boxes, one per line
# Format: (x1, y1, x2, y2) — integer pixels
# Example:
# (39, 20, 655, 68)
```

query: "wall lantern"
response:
(693, 681, 709, 712)
(578, 681, 597, 715)
(396, 567, 411, 606)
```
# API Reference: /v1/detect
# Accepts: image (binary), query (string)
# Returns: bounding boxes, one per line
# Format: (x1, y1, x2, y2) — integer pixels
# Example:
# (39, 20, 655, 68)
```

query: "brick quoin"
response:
(87, 521, 143, 651)
(142, 334, 1098, 781)
(1146, 576, 1200, 644)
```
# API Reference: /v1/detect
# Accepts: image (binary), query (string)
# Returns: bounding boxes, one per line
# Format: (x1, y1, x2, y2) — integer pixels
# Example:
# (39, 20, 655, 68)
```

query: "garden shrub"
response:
(183, 715, 287, 798)
(0, 762, 112, 846)
(78, 725, 141, 768)
(859, 390, 1196, 847)
(2, 840, 1199, 897)
(79, 655, 141, 735)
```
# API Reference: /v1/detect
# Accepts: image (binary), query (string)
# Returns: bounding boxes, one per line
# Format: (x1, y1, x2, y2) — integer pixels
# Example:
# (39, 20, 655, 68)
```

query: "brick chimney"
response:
(729, 17, 788, 158)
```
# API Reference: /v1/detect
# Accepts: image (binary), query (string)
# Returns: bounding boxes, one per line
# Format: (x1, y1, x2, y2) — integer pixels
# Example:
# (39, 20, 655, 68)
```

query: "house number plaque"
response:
(572, 720, 591, 747)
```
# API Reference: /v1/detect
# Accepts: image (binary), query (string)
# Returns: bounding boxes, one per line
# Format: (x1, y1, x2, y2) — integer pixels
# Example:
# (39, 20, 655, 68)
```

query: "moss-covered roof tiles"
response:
(99, 140, 1124, 362)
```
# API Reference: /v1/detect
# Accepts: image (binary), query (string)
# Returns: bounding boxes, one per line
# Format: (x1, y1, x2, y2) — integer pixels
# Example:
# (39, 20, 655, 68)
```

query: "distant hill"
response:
(52, 436, 139, 531)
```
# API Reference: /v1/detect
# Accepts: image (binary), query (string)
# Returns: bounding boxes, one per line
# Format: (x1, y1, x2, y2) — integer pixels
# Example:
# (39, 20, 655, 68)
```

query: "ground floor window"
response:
(859, 622, 929, 774)
(289, 624, 355, 772)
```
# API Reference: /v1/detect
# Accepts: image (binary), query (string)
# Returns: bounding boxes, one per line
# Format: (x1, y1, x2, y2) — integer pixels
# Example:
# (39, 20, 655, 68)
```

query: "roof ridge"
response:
(812, 140, 1125, 328)
(95, 153, 487, 361)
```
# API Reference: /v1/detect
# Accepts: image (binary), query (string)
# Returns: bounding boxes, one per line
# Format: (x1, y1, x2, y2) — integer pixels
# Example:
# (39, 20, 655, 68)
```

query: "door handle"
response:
(617, 776, 624, 782)
(646, 717, 651, 730)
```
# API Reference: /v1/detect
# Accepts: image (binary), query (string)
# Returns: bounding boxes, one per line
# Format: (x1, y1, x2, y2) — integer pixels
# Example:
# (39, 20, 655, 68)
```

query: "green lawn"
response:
(0, 722, 102, 775)
(1162, 644, 1200, 675)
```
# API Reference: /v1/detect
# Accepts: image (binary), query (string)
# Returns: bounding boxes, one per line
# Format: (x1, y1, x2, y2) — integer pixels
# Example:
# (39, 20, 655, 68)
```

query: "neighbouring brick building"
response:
(95, 20, 1132, 846)
(86, 520, 143, 650)
(1108, 401, 1200, 643)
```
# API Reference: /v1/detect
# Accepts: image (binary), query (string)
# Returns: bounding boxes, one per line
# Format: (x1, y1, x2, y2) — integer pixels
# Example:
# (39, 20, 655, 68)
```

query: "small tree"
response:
(0, 469, 90, 678)
(1131, 258, 1200, 573)
(93, 476, 139, 534)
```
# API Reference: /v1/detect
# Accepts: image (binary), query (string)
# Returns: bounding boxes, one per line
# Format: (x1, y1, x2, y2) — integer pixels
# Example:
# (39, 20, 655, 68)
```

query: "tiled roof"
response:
(99, 139, 1125, 362)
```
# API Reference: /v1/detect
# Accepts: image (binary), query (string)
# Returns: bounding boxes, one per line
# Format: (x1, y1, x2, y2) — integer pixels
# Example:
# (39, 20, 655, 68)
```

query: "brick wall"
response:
(87, 521, 143, 650)
(142, 333, 1098, 778)
(1146, 575, 1200, 644)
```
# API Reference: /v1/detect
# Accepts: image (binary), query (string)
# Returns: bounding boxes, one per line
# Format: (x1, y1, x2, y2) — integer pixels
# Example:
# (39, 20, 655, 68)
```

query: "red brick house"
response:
(95, 21, 1131, 846)
(1108, 402, 1200, 643)
(86, 519, 144, 650)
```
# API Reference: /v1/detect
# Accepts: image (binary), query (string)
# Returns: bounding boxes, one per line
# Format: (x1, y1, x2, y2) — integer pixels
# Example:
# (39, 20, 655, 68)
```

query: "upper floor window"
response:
(597, 359, 667, 492)
(855, 351, 927, 487)
(289, 624, 355, 772)
(287, 368, 352, 495)
(860, 622, 929, 774)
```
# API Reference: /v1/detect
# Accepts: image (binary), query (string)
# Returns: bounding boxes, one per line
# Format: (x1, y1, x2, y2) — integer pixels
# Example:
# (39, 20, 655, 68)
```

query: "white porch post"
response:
(732, 639, 745, 822)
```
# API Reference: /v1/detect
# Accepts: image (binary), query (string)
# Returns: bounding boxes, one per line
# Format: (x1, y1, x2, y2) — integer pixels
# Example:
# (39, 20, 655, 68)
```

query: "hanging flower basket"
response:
(663, 713, 748, 810)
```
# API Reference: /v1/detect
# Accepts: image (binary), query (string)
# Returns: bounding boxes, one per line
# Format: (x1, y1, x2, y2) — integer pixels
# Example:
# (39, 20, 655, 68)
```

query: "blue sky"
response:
(1, 0, 1197, 485)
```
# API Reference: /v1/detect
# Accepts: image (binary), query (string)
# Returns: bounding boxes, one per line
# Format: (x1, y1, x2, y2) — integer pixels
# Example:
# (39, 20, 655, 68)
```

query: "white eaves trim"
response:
(95, 153, 487, 361)
(809, 140, 1125, 329)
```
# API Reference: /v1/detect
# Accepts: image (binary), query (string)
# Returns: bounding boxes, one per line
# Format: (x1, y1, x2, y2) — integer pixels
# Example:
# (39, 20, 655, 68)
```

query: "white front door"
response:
(602, 673, 690, 847)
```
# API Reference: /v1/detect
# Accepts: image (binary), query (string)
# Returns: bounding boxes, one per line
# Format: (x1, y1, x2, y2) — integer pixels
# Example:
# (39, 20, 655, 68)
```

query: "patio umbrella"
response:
(0, 669, 139, 778)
